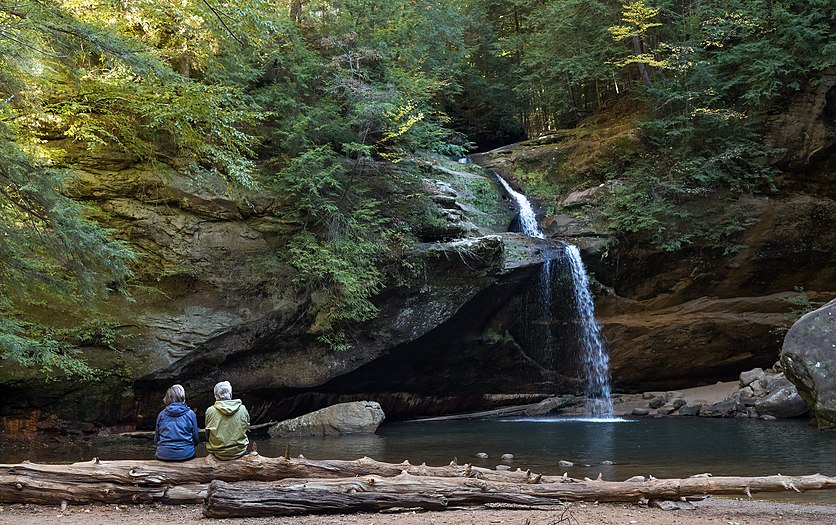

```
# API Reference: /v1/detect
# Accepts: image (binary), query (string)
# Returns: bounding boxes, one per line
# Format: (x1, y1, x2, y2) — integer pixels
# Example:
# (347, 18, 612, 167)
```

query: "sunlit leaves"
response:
(608, 1, 663, 43)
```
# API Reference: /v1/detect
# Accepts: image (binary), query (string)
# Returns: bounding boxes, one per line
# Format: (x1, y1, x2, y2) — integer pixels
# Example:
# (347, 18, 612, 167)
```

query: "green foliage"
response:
(272, 146, 414, 348)
(249, 1, 475, 348)
(521, 0, 622, 128)
(782, 287, 827, 325)
(453, 0, 833, 253)
(603, 177, 690, 250)
(1, 1, 262, 186)
(1, 0, 472, 360)
(0, 127, 133, 375)
(0, 320, 95, 378)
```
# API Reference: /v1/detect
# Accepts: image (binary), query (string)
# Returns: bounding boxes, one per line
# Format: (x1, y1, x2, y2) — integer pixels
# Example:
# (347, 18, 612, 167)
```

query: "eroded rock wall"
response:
(473, 71, 836, 392)
(3, 160, 562, 434)
(3, 72, 834, 436)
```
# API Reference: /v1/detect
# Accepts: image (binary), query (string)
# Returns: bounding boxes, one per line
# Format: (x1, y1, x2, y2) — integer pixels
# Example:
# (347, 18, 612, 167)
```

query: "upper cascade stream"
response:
(495, 174, 544, 239)
(494, 172, 614, 418)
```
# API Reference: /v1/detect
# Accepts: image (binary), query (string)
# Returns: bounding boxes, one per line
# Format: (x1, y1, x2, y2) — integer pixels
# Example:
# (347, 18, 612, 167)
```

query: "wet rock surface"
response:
(781, 299, 836, 428)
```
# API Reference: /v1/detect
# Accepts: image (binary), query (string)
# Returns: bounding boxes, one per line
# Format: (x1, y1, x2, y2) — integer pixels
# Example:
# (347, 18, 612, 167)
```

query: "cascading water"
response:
(495, 173, 613, 418)
(494, 175, 544, 239)
(496, 175, 556, 368)
(565, 244, 614, 418)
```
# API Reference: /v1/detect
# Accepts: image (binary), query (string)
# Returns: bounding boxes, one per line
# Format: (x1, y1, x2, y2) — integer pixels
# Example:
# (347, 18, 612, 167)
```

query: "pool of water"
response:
(3, 417, 835, 503)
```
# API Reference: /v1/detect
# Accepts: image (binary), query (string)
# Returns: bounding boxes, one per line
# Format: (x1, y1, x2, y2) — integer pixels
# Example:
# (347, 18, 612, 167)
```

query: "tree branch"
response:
(201, 0, 246, 47)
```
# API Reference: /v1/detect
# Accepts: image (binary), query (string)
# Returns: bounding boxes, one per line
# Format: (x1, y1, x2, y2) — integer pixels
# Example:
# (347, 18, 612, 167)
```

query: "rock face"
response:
(474, 69, 836, 393)
(2, 72, 835, 436)
(1, 160, 564, 435)
(766, 67, 836, 174)
(268, 401, 385, 437)
(780, 299, 836, 428)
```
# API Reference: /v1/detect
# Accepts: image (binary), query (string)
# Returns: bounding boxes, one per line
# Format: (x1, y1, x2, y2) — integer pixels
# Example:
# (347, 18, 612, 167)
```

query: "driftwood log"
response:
(203, 473, 836, 518)
(3, 453, 836, 514)
(0, 454, 538, 504)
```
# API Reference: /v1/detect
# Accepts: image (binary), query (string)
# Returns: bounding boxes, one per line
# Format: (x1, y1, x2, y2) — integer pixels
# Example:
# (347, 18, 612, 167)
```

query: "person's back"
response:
(205, 381, 249, 460)
(155, 384, 199, 461)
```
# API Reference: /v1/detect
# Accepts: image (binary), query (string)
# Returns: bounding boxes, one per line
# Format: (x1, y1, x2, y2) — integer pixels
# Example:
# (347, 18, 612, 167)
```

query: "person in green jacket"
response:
(205, 381, 250, 460)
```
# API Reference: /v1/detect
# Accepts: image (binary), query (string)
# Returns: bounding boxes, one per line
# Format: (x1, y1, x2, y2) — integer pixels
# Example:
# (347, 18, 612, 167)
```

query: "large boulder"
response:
(780, 299, 836, 428)
(268, 401, 386, 437)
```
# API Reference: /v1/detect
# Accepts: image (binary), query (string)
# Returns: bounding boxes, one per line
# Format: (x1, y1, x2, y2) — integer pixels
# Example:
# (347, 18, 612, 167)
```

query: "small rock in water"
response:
(474, 452, 489, 459)
(495, 464, 511, 471)
(500, 453, 514, 461)
(656, 404, 677, 415)
(559, 460, 574, 467)
(678, 403, 702, 416)
(601, 460, 614, 465)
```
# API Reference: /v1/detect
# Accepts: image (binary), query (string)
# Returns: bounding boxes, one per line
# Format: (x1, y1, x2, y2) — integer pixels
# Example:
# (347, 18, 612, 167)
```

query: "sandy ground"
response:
(612, 381, 741, 417)
(559, 381, 741, 418)
(2, 498, 836, 525)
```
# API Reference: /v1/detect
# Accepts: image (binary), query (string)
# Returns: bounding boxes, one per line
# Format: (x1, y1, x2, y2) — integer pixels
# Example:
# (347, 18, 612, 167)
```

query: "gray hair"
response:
(164, 384, 186, 405)
(214, 381, 233, 401)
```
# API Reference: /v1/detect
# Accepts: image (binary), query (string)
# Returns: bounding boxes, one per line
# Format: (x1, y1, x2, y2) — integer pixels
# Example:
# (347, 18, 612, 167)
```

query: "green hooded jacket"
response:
(205, 399, 250, 460)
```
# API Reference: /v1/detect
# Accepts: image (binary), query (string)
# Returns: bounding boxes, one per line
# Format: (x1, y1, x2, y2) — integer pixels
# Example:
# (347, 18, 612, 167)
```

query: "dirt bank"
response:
(2, 498, 835, 525)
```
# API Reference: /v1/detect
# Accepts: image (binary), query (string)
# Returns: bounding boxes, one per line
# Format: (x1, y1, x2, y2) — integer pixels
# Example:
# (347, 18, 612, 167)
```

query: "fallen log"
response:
(0, 454, 536, 505)
(203, 472, 836, 518)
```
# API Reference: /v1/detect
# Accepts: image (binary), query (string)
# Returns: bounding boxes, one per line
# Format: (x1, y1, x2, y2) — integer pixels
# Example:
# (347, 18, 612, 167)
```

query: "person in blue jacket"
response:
(154, 384, 199, 461)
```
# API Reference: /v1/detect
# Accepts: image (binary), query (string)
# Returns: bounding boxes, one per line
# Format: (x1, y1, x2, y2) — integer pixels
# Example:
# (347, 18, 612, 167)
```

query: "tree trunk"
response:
(631, 36, 653, 87)
(204, 473, 836, 518)
(290, 0, 303, 24)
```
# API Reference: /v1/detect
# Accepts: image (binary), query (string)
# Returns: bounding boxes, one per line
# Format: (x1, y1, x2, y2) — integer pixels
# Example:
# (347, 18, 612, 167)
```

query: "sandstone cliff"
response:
(1, 71, 833, 436)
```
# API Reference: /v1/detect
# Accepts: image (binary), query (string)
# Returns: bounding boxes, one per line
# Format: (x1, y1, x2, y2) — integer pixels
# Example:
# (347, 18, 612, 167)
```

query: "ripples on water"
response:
(3, 417, 835, 503)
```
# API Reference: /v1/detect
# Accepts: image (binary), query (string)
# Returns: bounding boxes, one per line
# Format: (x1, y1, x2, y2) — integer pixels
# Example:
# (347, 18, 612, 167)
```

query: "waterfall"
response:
(565, 245, 614, 418)
(495, 175, 543, 239)
(495, 173, 613, 418)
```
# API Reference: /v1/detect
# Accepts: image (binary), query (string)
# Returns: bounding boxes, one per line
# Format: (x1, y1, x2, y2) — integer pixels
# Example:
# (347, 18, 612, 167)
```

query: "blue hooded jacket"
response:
(155, 401, 199, 461)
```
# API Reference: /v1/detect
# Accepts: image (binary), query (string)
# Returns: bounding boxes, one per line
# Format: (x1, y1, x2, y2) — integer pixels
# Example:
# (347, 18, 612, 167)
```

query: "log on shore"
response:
(203, 472, 836, 518)
(0, 454, 536, 505)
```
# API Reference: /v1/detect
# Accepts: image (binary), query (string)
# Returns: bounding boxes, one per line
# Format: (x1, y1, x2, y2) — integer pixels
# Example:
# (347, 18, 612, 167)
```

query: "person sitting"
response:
(154, 384, 199, 461)
(205, 380, 250, 460)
